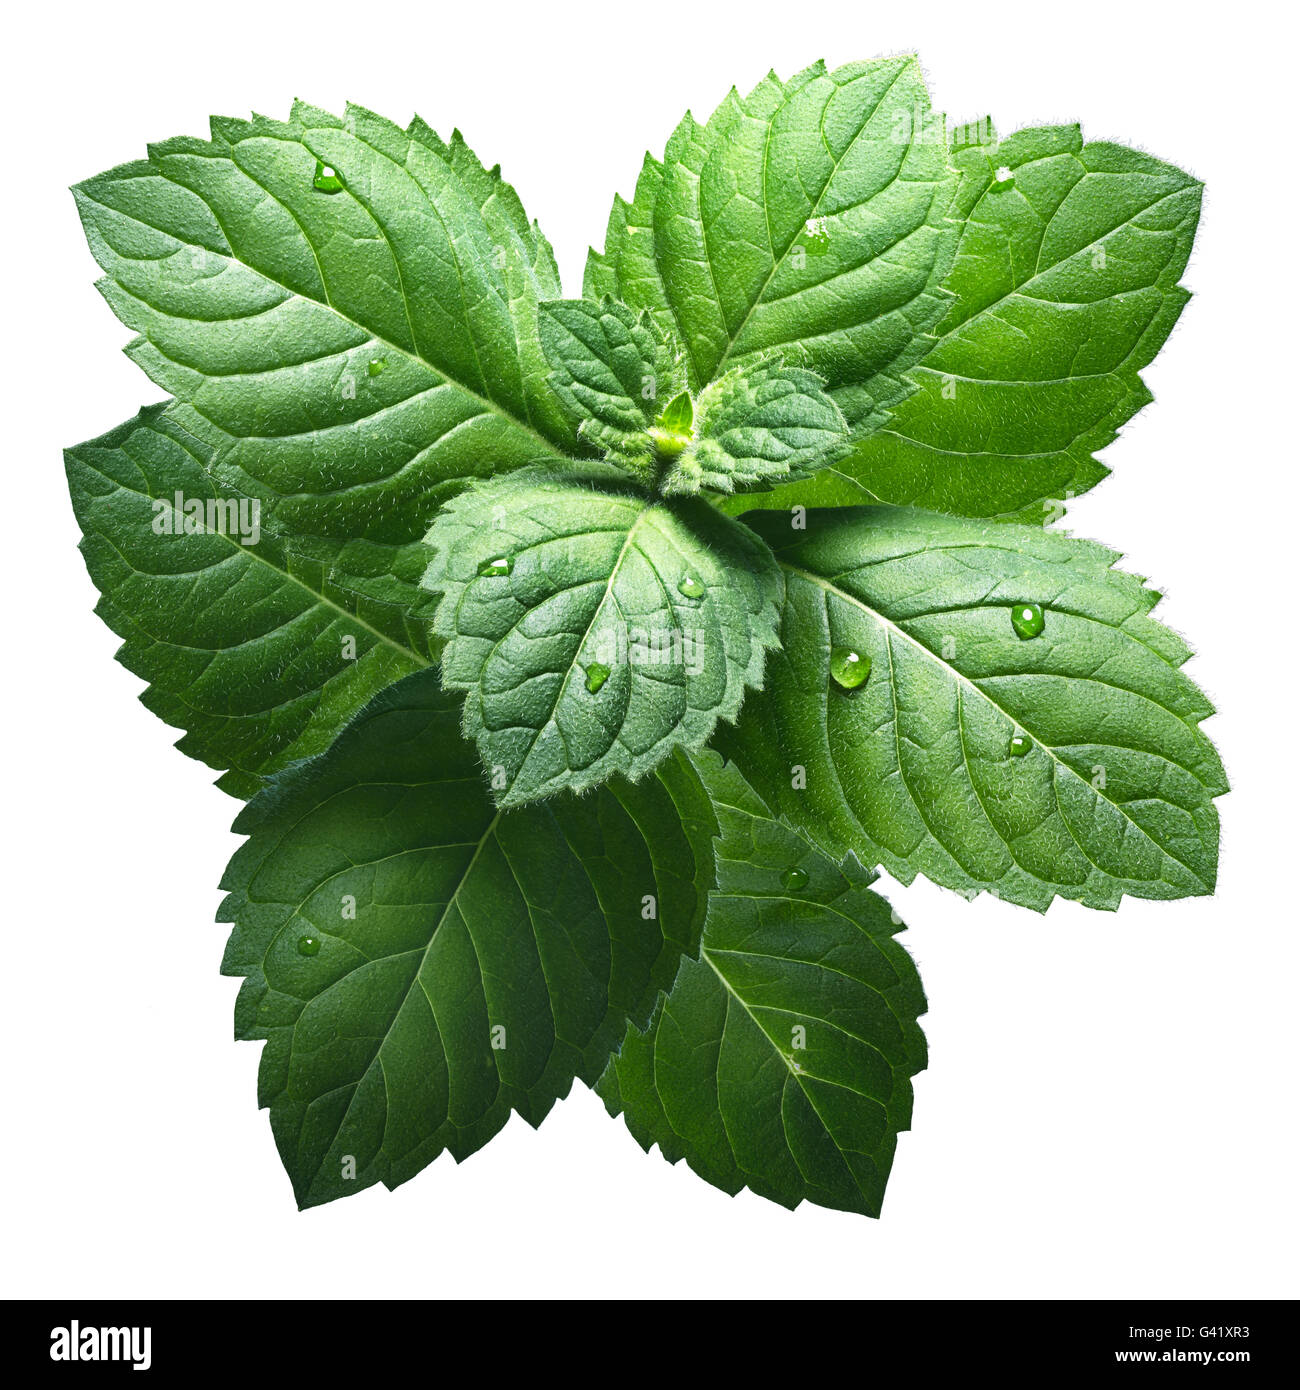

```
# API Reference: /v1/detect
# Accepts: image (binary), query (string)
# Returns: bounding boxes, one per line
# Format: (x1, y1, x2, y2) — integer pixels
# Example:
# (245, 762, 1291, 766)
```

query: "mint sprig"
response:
(66, 58, 1222, 1215)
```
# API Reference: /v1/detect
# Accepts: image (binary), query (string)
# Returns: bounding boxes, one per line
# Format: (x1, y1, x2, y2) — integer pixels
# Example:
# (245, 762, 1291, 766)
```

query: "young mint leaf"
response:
(538, 297, 687, 482)
(598, 754, 925, 1217)
(423, 465, 783, 806)
(65, 405, 434, 798)
(730, 124, 1202, 522)
(656, 390, 693, 438)
(219, 669, 715, 1208)
(661, 358, 848, 496)
(585, 58, 957, 440)
(715, 507, 1226, 910)
(540, 296, 847, 498)
(73, 104, 577, 549)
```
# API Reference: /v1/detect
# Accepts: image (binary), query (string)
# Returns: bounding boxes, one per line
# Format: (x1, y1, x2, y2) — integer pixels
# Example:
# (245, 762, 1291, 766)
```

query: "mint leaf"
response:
(66, 405, 433, 797)
(731, 124, 1202, 522)
(220, 669, 714, 1208)
(74, 104, 576, 548)
(540, 297, 846, 497)
(598, 755, 925, 1216)
(538, 296, 687, 480)
(585, 58, 956, 439)
(716, 508, 1226, 910)
(662, 358, 848, 496)
(657, 390, 693, 438)
(423, 466, 783, 805)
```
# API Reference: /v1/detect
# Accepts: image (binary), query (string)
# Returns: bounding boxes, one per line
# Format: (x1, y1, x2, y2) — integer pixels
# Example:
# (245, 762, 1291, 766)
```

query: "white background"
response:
(3, 0, 1296, 1300)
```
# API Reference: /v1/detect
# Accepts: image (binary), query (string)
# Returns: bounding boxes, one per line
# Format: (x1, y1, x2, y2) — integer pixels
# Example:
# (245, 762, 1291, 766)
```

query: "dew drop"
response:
(829, 646, 871, 690)
(312, 160, 344, 194)
(477, 557, 511, 578)
(297, 934, 322, 956)
(1009, 732, 1032, 758)
(367, 357, 388, 377)
(993, 164, 1015, 188)
(782, 867, 809, 890)
(585, 662, 610, 694)
(677, 574, 705, 600)
(1010, 603, 1045, 640)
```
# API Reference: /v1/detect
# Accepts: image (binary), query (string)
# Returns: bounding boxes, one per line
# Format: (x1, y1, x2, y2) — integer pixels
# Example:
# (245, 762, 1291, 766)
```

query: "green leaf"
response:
(715, 508, 1226, 910)
(65, 404, 433, 797)
(656, 390, 693, 437)
(219, 668, 716, 1208)
(538, 297, 687, 475)
(538, 296, 847, 499)
(74, 104, 577, 549)
(731, 124, 1202, 522)
(598, 754, 925, 1216)
(423, 466, 783, 806)
(661, 358, 848, 496)
(585, 57, 956, 439)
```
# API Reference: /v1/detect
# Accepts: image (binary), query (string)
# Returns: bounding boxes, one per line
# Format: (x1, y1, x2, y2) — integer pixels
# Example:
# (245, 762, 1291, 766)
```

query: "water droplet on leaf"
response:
(312, 160, 344, 193)
(1010, 603, 1045, 639)
(367, 357, 387, 377)
(677, 575, 705, 600)
(829, 646, 871, 690)
(1009, 733, 1032, 758)
(297, 934, 321, 956)
(782, 867, 809, 890)
(477, 557, 511, 578)
(993, 165, 1015, 189)
(585, 662, 610, 694)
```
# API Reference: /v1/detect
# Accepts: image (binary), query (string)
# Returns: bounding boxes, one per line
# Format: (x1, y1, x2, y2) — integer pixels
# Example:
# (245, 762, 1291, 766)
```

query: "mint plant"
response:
(66, 57, 1223, 1215)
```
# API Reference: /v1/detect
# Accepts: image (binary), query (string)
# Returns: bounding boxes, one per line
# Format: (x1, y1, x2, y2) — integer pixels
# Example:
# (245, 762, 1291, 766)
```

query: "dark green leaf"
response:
(599, 755, 925, 1216)
(220, 669, 715, 1207)
(66, 404, 433, 797)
